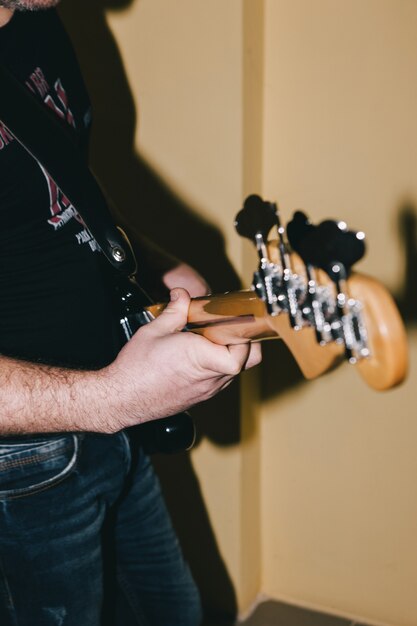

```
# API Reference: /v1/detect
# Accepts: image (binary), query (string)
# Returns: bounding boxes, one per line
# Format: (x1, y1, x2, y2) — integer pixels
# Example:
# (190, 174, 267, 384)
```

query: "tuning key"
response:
(234, 194, 278, 243)
(318, 220, 366, 274)
(235, 195, 292, 319)
(287, 210, 315, 254)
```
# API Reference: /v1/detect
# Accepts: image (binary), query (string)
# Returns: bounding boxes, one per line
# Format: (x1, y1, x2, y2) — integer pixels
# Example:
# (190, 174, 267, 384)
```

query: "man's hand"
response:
(162, 262, 210, 297)
(104, 288, 261, 432)
(0, 288, 261, 435)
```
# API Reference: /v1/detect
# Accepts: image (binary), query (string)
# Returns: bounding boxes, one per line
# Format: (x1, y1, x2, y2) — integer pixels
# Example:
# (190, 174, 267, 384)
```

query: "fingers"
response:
(244, 342, 262, 370)
(225, 342, 262, 374)
(150, 288, 190, 335)
(146, 296, 262, 382)
(226, 343, 251, 373)
(213, 343, 262, 392)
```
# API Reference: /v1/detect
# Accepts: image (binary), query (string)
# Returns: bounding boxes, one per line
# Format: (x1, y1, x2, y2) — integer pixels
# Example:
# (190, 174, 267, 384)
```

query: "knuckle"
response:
(228, 359, 243, 376)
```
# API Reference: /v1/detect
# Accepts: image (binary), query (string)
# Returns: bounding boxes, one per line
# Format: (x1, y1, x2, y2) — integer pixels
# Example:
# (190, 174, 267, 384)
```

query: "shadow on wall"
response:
(397, 202, 417, 324)
(58, 0, 302, 620)
(58, 0, 239, 622)
(57, 3, 417, 621)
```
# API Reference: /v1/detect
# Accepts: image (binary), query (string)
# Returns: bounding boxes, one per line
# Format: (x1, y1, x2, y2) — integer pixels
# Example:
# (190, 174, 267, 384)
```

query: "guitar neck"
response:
(146, 290, 278, 345)
(130, 198, 408, 391)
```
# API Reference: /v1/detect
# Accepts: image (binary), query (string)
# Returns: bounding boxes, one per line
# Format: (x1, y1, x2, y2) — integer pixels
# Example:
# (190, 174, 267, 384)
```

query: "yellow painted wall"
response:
(60, 0, 264, 614)
(60, 1, 417, 624)
(104, 0, 257, 612)
(261, 2, 417, 625)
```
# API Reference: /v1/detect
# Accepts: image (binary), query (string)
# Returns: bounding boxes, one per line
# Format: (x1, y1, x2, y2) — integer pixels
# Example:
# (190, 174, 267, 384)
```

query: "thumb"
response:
(150, 288, 191, 335)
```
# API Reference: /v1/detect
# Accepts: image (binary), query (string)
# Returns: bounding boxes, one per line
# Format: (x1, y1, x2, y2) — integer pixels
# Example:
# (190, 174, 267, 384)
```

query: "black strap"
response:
(0, 62, 137, 276)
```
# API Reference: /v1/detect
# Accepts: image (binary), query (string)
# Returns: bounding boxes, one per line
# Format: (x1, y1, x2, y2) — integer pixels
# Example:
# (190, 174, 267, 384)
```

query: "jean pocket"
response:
(0, 434, 80, 499)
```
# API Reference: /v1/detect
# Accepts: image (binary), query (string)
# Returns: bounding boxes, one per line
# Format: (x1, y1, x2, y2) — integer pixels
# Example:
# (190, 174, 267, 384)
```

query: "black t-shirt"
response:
(0, 9, 120, 368)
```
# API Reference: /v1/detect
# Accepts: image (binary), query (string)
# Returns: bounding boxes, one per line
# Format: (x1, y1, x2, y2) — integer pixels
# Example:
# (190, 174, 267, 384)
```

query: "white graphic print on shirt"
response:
(1, 66, 98, 251)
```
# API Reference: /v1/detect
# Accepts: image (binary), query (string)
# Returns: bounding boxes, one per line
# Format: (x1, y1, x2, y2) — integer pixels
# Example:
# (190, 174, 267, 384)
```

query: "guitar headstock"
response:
(235, 195, 408, 390)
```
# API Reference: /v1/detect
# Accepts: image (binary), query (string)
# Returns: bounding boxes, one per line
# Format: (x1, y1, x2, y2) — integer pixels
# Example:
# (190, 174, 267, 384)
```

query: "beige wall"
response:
(261, 2, 417, 626)
(105, 0, 262, 612)
(63, 1, 417, 624)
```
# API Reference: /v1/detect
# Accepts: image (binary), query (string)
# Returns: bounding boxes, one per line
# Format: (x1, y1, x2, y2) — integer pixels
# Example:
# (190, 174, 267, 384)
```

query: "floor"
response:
(239, 601, 371, 626)
(204, 600, 372, 626)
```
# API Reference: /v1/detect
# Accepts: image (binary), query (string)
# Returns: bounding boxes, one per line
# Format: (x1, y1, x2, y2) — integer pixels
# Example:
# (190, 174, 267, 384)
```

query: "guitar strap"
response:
(0, 61, 137, 276)
(0, 62, 198, 453)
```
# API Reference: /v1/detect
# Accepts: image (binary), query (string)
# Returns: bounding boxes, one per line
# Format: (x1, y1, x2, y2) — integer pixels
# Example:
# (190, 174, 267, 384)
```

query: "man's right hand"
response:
(0, 288, 261, 436)
(104, 288, 262, 433)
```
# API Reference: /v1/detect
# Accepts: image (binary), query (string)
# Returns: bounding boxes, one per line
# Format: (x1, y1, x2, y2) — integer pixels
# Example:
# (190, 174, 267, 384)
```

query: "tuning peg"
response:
(234, 194, 278, 242)
(287, 211, 315, 252)
(319, 220, 366, 273)
(287, 215, 366, 275)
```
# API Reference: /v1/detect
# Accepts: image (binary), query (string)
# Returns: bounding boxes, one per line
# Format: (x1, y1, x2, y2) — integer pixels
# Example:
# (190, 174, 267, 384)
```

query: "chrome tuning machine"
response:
(235, 195, 281, 315)
(234, 195, 301, 327)
(287, 212, 369, 362)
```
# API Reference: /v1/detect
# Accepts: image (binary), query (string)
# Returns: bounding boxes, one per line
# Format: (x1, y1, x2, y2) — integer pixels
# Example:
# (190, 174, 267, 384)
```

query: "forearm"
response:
(0, 355, 115, 435)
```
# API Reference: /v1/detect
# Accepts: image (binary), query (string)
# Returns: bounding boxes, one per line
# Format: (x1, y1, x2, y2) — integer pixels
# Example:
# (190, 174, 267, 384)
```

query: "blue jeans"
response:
(0, 431, 202, 625)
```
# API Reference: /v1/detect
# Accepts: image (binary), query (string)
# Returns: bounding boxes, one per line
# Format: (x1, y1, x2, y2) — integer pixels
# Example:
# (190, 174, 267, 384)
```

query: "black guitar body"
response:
(113, 275, 196, 455)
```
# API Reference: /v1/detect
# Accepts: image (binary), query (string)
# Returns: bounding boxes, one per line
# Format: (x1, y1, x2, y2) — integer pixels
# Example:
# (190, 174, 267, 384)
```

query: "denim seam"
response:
(0, 446, 71, 471)
(116, 567, 150, 626)
(0, 556, 18, 626)
(0, 435, 80, 500)
(0, 440, 65, 447)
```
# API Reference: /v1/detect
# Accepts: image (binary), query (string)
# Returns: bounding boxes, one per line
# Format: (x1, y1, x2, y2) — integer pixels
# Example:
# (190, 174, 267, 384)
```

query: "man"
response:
(0, 1, 262, 624)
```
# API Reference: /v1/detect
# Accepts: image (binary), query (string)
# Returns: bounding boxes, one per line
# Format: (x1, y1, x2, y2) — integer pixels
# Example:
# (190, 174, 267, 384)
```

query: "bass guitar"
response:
(117, 195, 408, 452)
